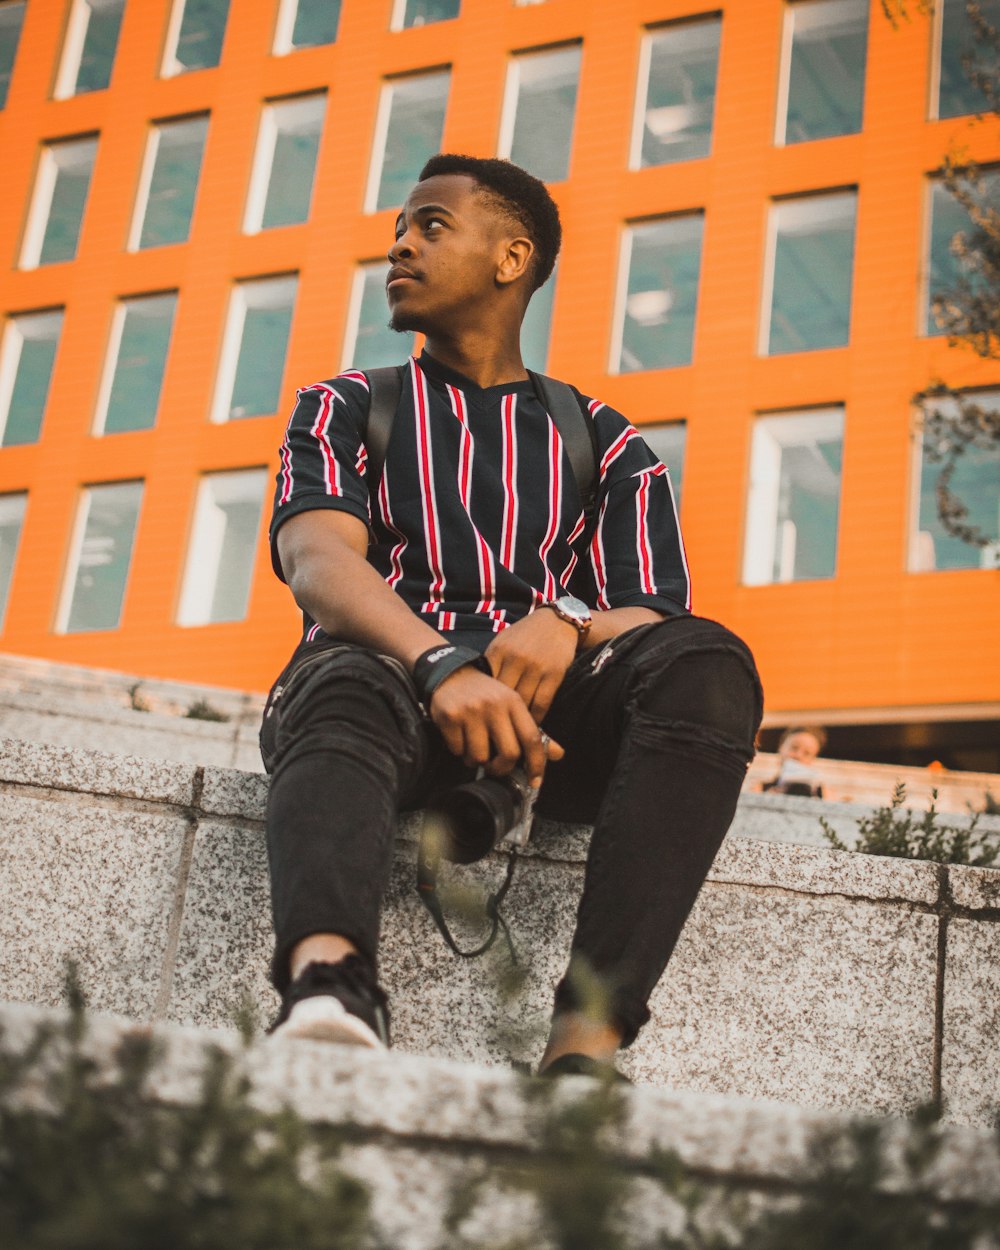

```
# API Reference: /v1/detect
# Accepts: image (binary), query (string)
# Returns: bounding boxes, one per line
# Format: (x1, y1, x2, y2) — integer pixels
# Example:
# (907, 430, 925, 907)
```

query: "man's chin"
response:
(388, 308, 424, 334)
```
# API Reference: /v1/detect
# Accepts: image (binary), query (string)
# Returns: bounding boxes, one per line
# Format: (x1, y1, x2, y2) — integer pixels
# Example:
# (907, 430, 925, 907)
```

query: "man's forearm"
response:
(281, 521, 445, 671)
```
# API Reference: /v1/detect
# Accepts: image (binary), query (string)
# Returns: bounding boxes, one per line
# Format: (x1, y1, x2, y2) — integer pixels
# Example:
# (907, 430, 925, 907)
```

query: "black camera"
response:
(425, 766, 539, 864)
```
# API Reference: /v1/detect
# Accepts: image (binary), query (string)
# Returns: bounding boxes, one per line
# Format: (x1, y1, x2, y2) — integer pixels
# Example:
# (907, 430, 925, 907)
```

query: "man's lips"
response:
(386, 267, 420, 289)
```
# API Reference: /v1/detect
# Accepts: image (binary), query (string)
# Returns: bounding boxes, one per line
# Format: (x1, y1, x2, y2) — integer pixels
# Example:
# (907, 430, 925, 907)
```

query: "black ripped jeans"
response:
(261, 616, 763, 1048)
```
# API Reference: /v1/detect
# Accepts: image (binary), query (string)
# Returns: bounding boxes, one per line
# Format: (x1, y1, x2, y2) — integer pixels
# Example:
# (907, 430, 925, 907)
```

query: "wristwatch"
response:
(543, 594, 593, 639)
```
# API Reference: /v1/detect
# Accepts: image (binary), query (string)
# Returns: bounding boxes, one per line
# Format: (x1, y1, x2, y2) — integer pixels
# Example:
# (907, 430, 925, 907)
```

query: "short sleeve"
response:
(269, 374, 372, 582)
(584, 401, 691, 616)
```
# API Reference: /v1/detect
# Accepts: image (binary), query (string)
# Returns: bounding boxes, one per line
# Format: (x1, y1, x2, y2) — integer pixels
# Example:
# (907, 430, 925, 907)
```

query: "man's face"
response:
(779, 732, 821, 766)
(386, 174, 522, 335)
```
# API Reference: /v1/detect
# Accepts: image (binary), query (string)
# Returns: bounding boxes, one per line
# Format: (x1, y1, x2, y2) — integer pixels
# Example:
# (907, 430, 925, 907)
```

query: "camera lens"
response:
(433, 777, 518, 864)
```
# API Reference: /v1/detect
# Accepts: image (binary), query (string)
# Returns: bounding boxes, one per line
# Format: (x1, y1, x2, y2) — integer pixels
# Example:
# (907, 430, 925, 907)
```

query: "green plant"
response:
(184, 697, 230, 722)
(821, 782, 999, 867)
(0, 969, 373, 1250)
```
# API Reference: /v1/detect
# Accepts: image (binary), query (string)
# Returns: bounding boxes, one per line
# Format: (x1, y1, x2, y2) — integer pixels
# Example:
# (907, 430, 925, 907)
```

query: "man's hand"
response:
(428, 665, 563, 785)
(484, 608, 580, 725)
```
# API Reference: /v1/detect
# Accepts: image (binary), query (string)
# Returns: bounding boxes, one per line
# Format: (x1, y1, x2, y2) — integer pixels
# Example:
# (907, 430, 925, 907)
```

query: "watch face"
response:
(554, 595, 591, 623)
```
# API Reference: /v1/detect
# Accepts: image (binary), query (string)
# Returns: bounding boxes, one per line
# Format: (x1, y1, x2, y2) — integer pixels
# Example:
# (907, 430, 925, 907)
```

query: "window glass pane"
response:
(59, 0, 125, 96)
(937, 0, 1000, 119)
(912, 392, 1000, 571)
(617, 214, 704, 373)
(345, 263, 415, 369)
(220, 277, 298, 420)
(63, 481, 143, 632)
(504, 45, 581, 184)
(135, 117, 208, 249)
(24, 138, 98, 267)
(177, 469, 268, 624)
(0, 311, 63, 447)
(743, 408, 844, 584)
(639, 421, 686, 509)
(282, 0, 341, 49)
(520, 265, 557, 373)
(634, 19, 720, 168)
(0, 492, 26, 629)
(0, 1, 26, 106)
(396, 0, 460, 28)
(370, 71, 450, 212)
(780, 0, 867, 144)
(248, 95, 326, 231)
(99, 294, 177, 435)
(167, 0, 229, 73)
(765, 191, 856, 354)
(925, 172, 999, 336)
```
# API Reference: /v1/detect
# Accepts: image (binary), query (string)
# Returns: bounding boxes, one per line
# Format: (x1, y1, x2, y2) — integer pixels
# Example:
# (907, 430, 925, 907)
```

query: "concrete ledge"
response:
(1, 739, 999, 1126)
(1, 1001, 997, 1250)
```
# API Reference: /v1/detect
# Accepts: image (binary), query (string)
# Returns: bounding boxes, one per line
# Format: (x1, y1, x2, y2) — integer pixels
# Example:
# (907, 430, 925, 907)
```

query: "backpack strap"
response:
(528, 370, 599, 526)
(363, 365, 406, 491)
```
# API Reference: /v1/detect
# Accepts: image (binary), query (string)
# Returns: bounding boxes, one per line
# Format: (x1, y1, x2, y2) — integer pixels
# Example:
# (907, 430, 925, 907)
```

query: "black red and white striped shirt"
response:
(270, 351, 691, 649)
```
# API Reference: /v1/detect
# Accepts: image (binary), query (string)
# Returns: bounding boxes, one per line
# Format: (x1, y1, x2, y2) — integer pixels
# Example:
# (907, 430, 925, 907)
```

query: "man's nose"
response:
(388, 234, 415, 263)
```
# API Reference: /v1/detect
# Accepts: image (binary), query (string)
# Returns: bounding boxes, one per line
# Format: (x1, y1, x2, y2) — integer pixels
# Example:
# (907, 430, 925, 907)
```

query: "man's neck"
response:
(421, 332, 529, 390)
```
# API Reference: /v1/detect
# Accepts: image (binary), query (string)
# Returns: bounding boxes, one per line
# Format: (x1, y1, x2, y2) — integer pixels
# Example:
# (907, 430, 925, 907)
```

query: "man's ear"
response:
(496, 235, 534, 287)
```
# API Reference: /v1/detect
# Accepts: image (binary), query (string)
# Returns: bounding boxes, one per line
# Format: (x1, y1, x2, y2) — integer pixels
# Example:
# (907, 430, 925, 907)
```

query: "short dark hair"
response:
(418, 153, 561, 292)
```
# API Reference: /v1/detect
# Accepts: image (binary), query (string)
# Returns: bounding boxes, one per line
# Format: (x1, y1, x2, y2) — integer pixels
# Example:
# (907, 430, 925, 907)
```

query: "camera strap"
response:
(416, 840, 519, 963)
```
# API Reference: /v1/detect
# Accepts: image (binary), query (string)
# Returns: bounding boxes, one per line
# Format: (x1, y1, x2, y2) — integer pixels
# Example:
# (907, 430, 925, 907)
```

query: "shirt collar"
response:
(417, 350, 535, 398)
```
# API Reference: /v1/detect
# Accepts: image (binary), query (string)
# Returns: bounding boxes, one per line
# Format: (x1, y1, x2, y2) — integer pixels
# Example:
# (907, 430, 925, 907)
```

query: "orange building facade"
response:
(0, 0, 997, 768)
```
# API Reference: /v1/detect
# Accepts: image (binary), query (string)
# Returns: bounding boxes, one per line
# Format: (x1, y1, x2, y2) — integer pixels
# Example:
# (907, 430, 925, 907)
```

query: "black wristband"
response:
(412, 644, 490, 705)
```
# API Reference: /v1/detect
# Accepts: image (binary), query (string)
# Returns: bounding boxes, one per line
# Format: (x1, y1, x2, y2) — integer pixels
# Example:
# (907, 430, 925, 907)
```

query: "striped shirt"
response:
(270, 351, 691, 649)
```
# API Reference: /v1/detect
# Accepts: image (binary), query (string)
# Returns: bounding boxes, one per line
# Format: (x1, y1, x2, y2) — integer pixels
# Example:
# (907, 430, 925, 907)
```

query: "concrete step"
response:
(0, 652, 266, 772)
(4, 652, 998, 816)
(748, 750, 1000, 816)
(1, 1000, 997, 1250)
(2, 737, 999, 1129)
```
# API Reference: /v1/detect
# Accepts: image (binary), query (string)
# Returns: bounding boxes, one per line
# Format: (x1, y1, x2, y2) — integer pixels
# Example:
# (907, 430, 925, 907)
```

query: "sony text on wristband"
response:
(412, 643, 489, 705)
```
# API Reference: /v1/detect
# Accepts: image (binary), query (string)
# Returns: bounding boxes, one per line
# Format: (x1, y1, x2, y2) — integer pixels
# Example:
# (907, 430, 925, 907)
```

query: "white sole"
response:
(270, 996, 385, 1049)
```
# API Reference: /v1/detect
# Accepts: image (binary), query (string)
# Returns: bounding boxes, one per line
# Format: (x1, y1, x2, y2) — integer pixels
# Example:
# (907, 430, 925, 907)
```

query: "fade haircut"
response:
(418, 153, 561, 293)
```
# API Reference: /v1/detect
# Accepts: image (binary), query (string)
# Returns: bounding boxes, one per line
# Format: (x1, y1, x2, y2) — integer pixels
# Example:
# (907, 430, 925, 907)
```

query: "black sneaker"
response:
(539, 1052, 631, 1083)
(270, 956, 391, 1049)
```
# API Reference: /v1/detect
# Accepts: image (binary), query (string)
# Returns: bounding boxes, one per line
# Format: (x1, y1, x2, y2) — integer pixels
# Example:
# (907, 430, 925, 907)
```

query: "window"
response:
(640, 421, 687, 509)
(177, 469, 268, 625)
(58, 481, 143, 632)
(631, 18, 721, 168)
(213, 276, 297, 422)
(244, 95, 326, 232)
(613, 214, 704, 373)
(273, 0, 341, 52)
(367, 71, 450, 212)
(761, 190, 856, 355)
(0, 492, 26, 629)
(343, 262, 415, 369)
(391, 0, 460, 29)
(20, 137, 98, 268)
(776, 0, 868, 144)
(934, 0, 1000, 120)
(911, 392, 1000, 572)
(162, 0, 229, 75)
(743, 407, 844, 585)
(54, 0, 125, 97)
(499, 45, 581, 184)
(0, 311, 63, 447)
(94, 294, 177, 435)
(924, 171, 999, 337)
(520, 265, 557, 373)
(130, 116, 208, 250)
(0, 0, 26, 107)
